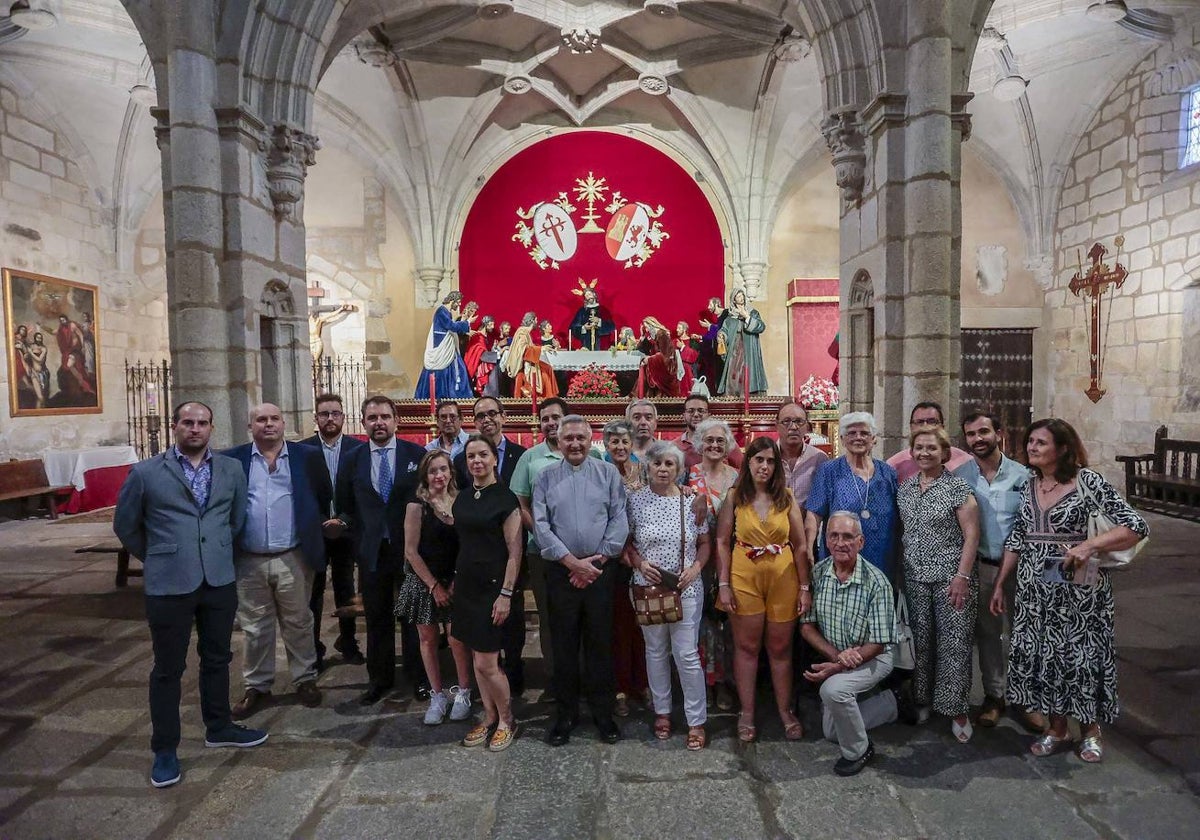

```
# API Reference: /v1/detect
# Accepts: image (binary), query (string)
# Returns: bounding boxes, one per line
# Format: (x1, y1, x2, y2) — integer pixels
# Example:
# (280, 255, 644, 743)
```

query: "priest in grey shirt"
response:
(533, 414, 629, 746)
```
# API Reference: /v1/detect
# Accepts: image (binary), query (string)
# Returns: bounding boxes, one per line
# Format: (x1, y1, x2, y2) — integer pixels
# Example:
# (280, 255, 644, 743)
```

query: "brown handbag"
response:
(631, 493, 686, 626)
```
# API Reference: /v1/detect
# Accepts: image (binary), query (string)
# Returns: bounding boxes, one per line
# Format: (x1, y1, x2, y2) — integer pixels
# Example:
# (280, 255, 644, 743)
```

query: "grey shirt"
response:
(533, 457, 629, 561)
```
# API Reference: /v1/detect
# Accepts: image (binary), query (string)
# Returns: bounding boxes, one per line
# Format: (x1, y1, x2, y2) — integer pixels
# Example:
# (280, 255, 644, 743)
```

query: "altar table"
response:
(42, 445, 139, 513)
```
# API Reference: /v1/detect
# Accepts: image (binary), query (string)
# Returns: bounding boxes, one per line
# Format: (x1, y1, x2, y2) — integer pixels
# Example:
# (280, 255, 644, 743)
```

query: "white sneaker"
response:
(449, 686, 472, 721)
(423, 690, 449, 725)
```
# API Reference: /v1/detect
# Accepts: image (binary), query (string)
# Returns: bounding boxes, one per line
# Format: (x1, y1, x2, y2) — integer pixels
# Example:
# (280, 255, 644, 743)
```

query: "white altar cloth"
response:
(42, 445, 140, 491)
(541, 349, 645, 371)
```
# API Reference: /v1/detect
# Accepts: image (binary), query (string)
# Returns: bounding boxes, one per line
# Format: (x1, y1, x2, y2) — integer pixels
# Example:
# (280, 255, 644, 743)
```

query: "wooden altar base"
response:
(393, 397, 840, 455)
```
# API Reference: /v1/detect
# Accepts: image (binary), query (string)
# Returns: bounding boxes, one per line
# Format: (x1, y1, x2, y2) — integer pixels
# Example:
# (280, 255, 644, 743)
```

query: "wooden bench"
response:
(75, 540, 142, 587)
(0, 458, 73, 520)
(1116, 425, 1200, 522)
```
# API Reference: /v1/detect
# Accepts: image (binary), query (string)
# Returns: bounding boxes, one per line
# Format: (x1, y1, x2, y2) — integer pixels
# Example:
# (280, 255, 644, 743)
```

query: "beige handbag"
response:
(630, 494, 686, 625)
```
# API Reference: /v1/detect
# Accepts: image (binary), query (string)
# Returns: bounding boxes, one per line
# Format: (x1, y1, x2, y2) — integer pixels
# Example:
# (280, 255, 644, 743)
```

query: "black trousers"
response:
(310, 536, 359, 654)
(361, 543, 425, 690)
(546, 560, 616, 722)
(145, 581, 237, 752)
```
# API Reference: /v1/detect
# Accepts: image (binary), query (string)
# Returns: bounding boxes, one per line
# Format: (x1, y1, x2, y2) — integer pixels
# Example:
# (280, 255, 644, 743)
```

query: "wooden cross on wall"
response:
(1068, 236, 1127, 403)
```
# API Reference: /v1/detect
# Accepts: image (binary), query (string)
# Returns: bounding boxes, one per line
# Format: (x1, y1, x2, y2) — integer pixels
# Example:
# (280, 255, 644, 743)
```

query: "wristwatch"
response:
(800, 584, 811, 592)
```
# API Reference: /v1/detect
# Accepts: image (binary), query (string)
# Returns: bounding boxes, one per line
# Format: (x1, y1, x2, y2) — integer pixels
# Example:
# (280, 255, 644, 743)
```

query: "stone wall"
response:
(0, 81, 165, 458)
(1049, 45, 1200, 482)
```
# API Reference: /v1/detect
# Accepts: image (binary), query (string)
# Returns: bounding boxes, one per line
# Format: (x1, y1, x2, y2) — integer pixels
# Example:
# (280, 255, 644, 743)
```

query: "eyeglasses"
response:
(316, 411, 344, 419)
(843, 430, 873, 438)
(778, 419, 807, 428)
(475, 409, 502, 419)
(911, 418, 942, 427)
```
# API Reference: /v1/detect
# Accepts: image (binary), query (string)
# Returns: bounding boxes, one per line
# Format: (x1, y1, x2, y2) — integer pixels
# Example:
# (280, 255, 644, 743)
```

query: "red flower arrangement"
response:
(797, 375, 839, 410)
(567, 363, 620, 399)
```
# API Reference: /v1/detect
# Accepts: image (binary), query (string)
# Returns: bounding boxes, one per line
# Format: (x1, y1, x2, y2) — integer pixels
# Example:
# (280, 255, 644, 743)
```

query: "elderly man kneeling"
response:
(800, 511, 898, 776)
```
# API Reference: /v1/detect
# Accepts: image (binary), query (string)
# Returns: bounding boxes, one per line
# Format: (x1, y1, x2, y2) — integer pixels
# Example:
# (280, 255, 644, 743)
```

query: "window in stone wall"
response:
(1182, 86, 1200, 169)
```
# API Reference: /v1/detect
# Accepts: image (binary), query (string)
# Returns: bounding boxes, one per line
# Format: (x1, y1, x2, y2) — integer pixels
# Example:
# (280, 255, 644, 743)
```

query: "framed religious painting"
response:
(3, 268, 103, 416)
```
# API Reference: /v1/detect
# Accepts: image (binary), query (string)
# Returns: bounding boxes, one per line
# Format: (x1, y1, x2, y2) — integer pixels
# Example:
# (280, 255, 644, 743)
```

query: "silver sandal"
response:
(1030, 732, 1072, 757)
(1077, 728, 1103, 763)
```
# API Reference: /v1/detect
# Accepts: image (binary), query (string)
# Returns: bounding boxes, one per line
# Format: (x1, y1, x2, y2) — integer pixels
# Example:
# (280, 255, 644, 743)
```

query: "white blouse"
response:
(627, 486, 709, 599)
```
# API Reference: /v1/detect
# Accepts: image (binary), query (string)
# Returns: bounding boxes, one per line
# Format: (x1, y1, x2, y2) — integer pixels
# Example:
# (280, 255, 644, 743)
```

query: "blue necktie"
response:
(377, 448, 393, 502)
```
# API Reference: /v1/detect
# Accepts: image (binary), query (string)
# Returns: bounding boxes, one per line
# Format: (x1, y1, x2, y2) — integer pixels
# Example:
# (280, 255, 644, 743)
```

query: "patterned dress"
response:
(807, 457, 901, 576)
(896, 470, 977, 716)
(1004, 469, 1149, 723)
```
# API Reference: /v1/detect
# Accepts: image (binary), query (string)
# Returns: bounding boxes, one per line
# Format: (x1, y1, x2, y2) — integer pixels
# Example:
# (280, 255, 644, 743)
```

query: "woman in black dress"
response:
(395, 451, 474, 726)
(453, 435, 523, 751)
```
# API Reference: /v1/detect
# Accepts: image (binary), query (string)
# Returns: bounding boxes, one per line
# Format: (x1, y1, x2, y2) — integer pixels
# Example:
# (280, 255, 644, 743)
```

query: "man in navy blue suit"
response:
(335, 394, 428, 705)
(301, 393, 366, 669)
(225, 403, 334, 719)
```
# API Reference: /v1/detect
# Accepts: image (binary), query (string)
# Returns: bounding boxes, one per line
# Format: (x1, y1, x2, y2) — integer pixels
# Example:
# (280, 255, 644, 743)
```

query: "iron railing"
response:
(125, 359, 173, 458)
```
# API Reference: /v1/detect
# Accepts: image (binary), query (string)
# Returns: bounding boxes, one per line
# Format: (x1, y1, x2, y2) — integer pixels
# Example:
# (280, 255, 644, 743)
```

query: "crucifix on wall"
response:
(1068, 236, 1126, 404)
(306, 281, 357, 361)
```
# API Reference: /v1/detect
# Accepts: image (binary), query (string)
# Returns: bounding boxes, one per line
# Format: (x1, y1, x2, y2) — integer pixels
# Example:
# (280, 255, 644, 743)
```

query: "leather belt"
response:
(978, 555, 1001, 566)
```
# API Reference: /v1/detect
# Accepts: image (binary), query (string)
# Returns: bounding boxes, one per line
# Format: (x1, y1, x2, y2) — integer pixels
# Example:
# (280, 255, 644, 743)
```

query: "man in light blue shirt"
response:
(954, 410, 1038, 730)
(226, 404, 333, 719)
(425, 400, 471, 458)
(534, 414, 629, 746)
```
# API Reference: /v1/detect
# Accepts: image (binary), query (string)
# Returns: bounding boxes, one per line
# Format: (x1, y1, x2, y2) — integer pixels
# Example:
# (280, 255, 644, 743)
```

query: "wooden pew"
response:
(0, 458, 73, 520)
(1117, 426, 1200, 522)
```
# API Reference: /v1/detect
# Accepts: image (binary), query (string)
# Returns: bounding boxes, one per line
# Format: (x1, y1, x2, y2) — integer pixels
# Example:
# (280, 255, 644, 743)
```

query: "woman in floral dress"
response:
(989, 418, 1148, 762)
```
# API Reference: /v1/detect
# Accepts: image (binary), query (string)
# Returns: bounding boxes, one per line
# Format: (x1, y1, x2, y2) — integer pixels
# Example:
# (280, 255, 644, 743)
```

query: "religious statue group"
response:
(414, 283, 769, 400)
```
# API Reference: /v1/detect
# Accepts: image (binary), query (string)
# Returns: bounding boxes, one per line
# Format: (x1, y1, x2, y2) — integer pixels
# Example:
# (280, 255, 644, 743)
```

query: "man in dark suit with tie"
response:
(224, 403, 334, 719)
(300, 393, 366, 669)
(453, 395, 529, 692)
(114, 401, 267, 790)
(335, 394, 427, 705)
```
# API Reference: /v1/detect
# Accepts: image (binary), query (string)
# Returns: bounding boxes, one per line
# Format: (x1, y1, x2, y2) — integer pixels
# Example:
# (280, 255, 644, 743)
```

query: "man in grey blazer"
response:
(114, 401, 268, 790)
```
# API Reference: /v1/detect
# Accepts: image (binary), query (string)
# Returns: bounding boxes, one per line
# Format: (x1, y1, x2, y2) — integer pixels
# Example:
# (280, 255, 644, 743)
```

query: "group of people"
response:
(413, 287, 770, 401)
(114, 389, 1148, 788)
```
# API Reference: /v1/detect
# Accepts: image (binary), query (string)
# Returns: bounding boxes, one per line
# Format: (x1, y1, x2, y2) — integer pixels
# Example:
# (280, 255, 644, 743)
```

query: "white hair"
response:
(827, 510, 864, 537)
(839, 411, 878, 437)
(692, 417, 736, 453)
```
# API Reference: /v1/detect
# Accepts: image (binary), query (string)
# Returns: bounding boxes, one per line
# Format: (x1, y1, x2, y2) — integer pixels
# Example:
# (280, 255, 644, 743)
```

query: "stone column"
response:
(830, 6, 968, 457)
(158, 4, 234, 441)
(154, 9, 317, 445)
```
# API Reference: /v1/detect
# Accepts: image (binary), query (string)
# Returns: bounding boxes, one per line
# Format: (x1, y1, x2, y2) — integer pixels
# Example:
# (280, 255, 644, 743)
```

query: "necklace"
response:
(472, 481, 494, 500)
(849, 458, 873, 519)
(1038, 477, 1061, 494)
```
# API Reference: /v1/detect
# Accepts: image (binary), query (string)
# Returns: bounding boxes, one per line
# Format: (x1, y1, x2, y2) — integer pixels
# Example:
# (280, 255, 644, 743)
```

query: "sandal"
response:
(781, 713, 804, 741)
(653, 714, 672, 741)
(1077, 728, 1103, 763)
(1030, 731, 1072, 757)
(736, 713, 757, 743)
(463, 721, 493, 748)
(686, 726, 707, 751)
(488, 723, 518, 752)
(952, 718, 973, 743)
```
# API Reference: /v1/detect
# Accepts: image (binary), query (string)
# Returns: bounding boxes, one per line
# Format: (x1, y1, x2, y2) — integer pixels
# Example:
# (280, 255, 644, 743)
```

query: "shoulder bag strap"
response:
(680, 491, 687, 567)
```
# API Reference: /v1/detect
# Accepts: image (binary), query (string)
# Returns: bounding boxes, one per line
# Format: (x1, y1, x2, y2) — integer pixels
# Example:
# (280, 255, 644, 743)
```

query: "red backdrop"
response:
(458, 131, 725, 344)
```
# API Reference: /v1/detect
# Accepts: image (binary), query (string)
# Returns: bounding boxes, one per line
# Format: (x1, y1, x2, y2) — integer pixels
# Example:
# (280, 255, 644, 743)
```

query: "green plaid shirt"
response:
(800, 556, 896, 651)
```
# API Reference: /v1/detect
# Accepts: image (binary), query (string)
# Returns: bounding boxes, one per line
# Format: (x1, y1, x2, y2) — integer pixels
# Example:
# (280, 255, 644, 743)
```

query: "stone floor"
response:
(0, 510, 1198, 839)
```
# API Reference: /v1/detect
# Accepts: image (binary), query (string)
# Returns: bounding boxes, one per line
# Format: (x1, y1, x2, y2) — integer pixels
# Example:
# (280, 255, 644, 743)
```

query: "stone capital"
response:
(415, 265, 448, 308)
(951, 93, 974, 142)
(266, 124, 321, 220)
(820, 107, 867, 208)
(151, 106, 170, 151)
(735, 261, 768, 301)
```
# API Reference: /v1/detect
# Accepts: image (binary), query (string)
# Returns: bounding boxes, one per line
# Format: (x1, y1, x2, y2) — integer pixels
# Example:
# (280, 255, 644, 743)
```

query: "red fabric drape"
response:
(459, 132, 724, 341)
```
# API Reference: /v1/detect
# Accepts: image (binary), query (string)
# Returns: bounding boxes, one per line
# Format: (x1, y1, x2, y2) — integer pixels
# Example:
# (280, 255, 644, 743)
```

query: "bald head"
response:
(249, 402, 285, 449)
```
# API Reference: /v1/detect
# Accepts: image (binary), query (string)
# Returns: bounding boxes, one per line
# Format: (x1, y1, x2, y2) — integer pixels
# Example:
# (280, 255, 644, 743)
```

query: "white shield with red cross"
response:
(532, 203, 577, 263)
(605, 202, 650, 262)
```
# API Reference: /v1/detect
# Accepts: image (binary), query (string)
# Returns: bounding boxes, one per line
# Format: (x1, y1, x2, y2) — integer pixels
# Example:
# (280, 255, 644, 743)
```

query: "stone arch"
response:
(845, 268, 875, 414)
